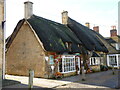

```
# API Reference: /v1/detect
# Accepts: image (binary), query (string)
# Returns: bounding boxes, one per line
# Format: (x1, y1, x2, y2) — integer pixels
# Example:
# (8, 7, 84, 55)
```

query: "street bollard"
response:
(82, 66, 85, 81)
(29, 70, 34, 89)
(112, 65, 115, 75)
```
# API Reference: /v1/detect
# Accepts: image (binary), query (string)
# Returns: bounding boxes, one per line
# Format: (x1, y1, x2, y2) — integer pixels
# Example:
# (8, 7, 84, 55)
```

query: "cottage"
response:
(90, 52, 100, 66)
(61, 11, 108, 72)
(6, 1, 108, 78)
(105, 26, 120, 68)
(6, 1, 83, 78)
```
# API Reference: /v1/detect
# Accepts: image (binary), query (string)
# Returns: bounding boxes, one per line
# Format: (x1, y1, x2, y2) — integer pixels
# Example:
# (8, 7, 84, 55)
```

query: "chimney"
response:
(111, 26, 116, 30)
(93, 26, 99, 33)
(85, 22, 90, 28)
(24, 1, 33, 19)
(110, 26, 117, 37)
(61, 11, 68, 25)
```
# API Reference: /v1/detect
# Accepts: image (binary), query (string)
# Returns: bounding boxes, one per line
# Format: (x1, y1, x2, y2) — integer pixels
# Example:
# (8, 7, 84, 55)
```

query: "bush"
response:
(100, 65, 108, 71)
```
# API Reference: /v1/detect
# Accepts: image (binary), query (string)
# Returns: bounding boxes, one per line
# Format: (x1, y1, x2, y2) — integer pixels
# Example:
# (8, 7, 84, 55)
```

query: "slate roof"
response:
(92, 30, 119, 54)
(67, 17, 108, 53)
(105, 38, 117, 43)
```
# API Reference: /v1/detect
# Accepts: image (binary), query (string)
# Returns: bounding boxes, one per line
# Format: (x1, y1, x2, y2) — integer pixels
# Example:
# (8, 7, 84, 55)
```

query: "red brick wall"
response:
(110, 30, 117, 37)
(93, 26, 99, 33)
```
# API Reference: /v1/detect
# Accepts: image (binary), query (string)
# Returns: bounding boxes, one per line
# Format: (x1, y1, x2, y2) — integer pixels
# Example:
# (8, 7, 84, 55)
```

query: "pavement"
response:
(2, 70, 120, 89)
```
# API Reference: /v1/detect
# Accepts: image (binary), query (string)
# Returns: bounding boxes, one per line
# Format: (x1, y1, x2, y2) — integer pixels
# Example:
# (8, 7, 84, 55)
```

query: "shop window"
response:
(49, 55, 54, 64)
(59, 55, 80, 73)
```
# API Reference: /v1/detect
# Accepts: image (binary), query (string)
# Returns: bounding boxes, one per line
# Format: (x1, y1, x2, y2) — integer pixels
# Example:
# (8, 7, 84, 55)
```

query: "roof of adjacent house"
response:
(6, 15, 82, 53)
(92, 30, 119, 54)
(91, 52, 100, 57)
(105, 38, 117, 43)
(67, 17, 108, 53)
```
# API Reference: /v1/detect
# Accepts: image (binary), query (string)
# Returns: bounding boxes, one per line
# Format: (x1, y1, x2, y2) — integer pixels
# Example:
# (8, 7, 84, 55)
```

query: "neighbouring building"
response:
(61, 11, 108, 72)
(6, 1, 108, 78)
(0, 0, 5, 80)
(93, 26, 99, 33)
(0, 0, 4, 73)
(6, 1, 83, 78)
(105, 26, 120, 68)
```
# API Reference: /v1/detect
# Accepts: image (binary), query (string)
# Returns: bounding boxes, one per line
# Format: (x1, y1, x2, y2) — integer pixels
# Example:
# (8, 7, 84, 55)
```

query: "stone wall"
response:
(6, 22, 46, 78)
(91, 65, 100, 72)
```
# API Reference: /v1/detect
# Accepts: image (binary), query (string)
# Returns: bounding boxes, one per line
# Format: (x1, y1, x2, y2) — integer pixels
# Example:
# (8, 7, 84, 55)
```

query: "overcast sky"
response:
(6, 0, 119, 38)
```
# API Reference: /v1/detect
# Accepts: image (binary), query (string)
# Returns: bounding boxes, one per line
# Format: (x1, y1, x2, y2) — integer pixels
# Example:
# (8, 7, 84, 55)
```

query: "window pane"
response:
(61, 56, 77, 72)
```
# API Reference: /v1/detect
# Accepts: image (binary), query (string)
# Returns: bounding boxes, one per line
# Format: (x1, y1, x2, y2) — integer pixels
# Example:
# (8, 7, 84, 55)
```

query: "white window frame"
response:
(90, 57, 100, 65)
(118, 55, 120, 65)
(116, 43, 120, 50)
(107, 54, 120, 67)
(58, 55, 80, 73)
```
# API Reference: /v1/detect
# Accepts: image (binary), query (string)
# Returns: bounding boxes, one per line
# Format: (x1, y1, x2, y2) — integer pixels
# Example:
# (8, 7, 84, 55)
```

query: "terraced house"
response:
(105, 26, 120, 68)
(61, 11, 108, 71)
(6, 1, 108, 78)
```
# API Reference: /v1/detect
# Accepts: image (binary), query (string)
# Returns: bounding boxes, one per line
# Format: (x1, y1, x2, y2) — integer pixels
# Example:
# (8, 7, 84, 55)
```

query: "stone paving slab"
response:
(5, 75, 71, 88)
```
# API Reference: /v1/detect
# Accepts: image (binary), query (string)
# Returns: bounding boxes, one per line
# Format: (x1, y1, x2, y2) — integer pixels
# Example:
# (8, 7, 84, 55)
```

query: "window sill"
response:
(61, 70, 76, 74)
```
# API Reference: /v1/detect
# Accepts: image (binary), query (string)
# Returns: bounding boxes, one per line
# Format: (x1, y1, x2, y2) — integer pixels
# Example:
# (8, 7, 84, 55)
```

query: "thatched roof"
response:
(6, 15, 82, 53)
(6, 15, 109, 54)
(6, 19, 25, 49)
(27, 15, 82, 53)
(67, 17, 108, 53)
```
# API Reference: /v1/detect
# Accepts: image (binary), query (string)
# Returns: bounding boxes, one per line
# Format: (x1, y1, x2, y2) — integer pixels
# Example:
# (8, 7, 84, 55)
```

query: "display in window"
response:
(49, 55, 54, 64)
